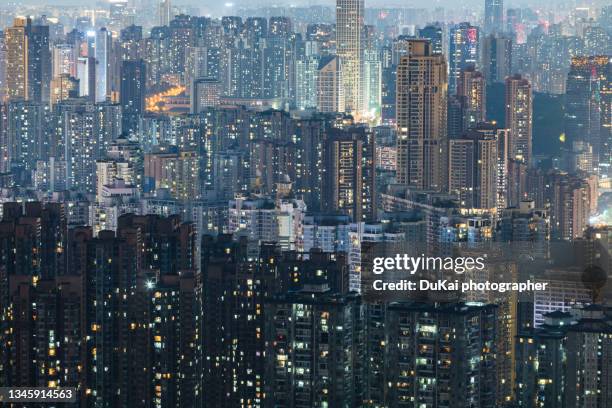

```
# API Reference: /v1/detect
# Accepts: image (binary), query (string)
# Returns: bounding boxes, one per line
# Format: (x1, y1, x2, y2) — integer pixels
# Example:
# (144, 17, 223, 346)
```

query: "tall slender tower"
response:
(396, 39, 448, 190)
(5, 18, 28, 100)
(505, 74, 532, 166)
(5, 17, 50, 102)
(336, 0, 364, 115)
(120, 59, 146, 135)
(457, 66, 486, 131)
(449, 23, 480, 95)
(158, 0, 172, 26)
(484, 0, 504, 35)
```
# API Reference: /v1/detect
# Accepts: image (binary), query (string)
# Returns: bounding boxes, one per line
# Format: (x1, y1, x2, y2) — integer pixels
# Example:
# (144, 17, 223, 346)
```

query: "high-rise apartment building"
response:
(516, 307, 612, 408)
(505, 74, 532, 165)
(457, 66, 486, 131)
(264, 291, 364, 407)
(565, 56, 610, 172)
(120, 59, 146, 135)
(448, 128, 498, 210)
(396, 39, 448, 190)
(385, 302, 498, 407)
(5, 18, 28, 101)
(322, 126, 375, 222)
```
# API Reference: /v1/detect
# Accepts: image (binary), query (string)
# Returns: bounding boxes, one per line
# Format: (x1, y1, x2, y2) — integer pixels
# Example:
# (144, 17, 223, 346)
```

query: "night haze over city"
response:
(0, 0, 610, 407)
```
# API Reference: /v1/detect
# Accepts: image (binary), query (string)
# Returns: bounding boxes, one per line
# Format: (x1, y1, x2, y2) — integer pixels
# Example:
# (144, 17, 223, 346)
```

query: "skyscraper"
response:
(4, 18, 51, 102)
(92, 28, 112, 103)
(516, 307, 612, 408)
(417, 24, 444, 55)
(25, 22, 50, 103)
(448, 128, 498, 210)
(336, 0, 364, 115)
(484, 0, 504, 35)
(449, 23, 480, 95)
(505, 74, 532, 166)
(322, 126, 375, 222)
(5, 18, 28, 100)
(158, 0, 172, 26)
(565, 56, 610, 172)
(386, 302, 498, 406)
(396, 39, 448, 190)
(120, 59, 146, 135)
(482, 34, 512, 84)
(457, 65, 486, 131)
(317, 56, 344, 113)
(191, 78, 221, 113)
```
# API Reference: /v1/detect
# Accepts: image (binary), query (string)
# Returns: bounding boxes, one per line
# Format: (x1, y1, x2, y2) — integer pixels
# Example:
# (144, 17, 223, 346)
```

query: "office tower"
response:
(322, 126, 375, 222)
(317, 56, 345, 113)
(200, 235, 280, 408)
(565, 56, 610, 173)
(49, 74, 79, 107)
(120, 59, 146, 135)
(158, 0, 172, 26)
(264, 291, 364, 407)
(417, 24, 444, 55)
(336, 0, 364, 114)
(385, 302, 498, 407)
(396, 39, 447, 190)
(457, 66, 486, 131)
(484, 0, 503, 34)
(481, 34, 512, 84)
(516, 307, 612, 408)
(90, 28, 112, 103)
(448, 128, 498, 210)
(505, 74, 532, 165)
(5, 18, 28, 100)
(76, 57, 95, 100)
(191, 78, 221, 113)
(449, 23, 480, 94)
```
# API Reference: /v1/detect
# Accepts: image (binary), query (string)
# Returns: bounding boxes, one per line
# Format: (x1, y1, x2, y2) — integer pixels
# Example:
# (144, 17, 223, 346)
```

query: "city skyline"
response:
(0, 0, 610, 406)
